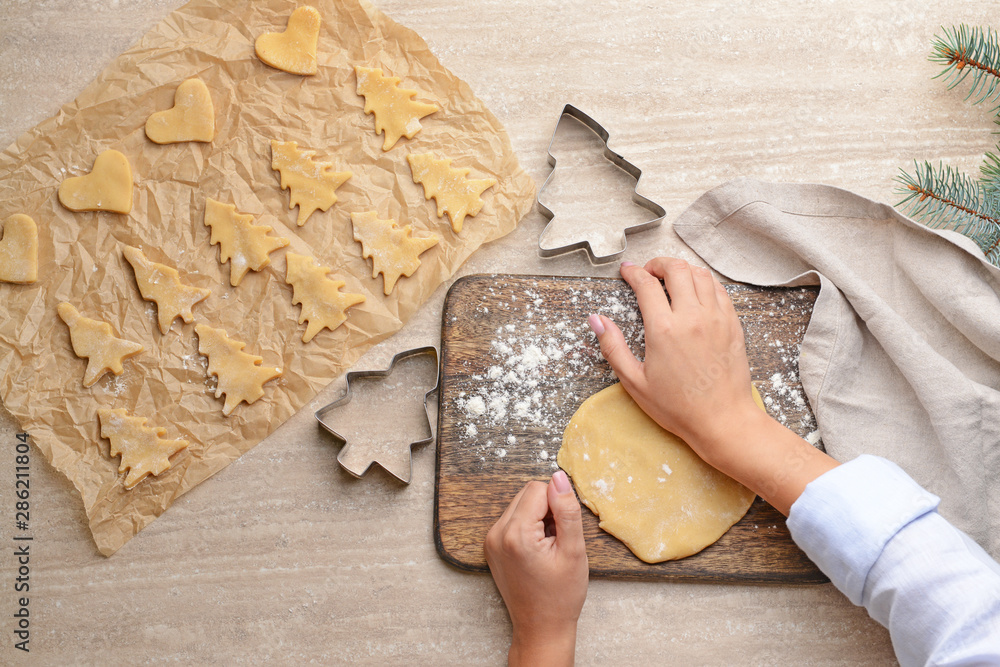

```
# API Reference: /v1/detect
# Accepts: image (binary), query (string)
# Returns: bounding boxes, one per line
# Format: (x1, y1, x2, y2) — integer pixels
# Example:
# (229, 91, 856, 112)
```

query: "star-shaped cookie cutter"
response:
(315, 345, 439, 484)
(537, 104, 666, 263)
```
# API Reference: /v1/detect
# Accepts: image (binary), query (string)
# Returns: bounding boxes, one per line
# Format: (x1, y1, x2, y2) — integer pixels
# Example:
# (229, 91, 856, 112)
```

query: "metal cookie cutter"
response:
(315, 345, 439, 484)
(536, 104, 666, 263)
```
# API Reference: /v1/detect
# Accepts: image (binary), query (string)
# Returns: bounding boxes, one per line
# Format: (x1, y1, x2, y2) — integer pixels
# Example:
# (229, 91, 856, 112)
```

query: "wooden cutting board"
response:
(435, 274, 827, 583)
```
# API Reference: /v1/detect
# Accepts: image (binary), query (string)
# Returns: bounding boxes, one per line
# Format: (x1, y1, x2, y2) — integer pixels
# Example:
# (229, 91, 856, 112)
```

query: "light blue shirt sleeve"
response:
(787, 455, 1000, 666)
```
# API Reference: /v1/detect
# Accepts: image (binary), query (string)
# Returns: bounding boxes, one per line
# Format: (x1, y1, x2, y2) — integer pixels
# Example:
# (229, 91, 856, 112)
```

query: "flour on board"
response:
(451, 281, 822, 469)
(452, 280, 646, 466)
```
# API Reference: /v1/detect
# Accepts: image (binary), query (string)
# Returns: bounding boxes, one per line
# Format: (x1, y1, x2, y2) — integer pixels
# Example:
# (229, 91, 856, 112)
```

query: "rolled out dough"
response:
(557, 383, 763, 563)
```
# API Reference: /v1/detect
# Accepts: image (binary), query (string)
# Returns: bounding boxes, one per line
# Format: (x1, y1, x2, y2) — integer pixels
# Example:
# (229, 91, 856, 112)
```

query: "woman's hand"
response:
(589, 258, 761, 469)
(484, 471, 589, 666)
(590, 258, 839, 515)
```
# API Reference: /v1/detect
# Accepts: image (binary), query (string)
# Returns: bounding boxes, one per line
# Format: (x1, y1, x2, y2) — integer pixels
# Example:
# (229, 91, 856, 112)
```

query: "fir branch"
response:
(930, 24, 1000, 110)
(893, 26, 1000, 267)
(980, 224, 1000, 265)
(894, 161, 1000, 262)
(981, 148, 1000, 196)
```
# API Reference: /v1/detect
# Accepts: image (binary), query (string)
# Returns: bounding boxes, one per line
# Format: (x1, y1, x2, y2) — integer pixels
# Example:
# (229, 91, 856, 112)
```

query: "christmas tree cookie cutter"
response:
(315, 345, 439, 484)
(537, 104, 666, 263)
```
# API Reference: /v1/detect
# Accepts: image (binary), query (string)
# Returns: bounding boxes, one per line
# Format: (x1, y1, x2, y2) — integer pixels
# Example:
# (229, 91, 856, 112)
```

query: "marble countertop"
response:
(2, 0, 995, 663)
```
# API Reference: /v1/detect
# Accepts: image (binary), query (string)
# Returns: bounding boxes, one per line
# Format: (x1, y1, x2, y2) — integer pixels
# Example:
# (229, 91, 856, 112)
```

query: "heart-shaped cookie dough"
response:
(0, 214, 38, 284)
(145, 78, 215, 144)
(255, 6, 321, 76)
(58, 150, 133, 214)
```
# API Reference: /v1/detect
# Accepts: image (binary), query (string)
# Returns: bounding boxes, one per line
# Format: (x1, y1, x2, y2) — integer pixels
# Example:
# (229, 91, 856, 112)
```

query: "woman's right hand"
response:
(589, 257, 839, 514)
(588, 258, 763, 469)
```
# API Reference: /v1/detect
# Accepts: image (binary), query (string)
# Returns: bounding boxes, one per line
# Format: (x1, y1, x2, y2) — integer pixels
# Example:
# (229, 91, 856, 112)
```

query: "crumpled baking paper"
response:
(0, 0, 535, 556)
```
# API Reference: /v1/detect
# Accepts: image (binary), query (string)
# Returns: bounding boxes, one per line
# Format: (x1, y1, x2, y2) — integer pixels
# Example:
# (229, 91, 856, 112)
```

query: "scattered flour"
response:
(591, 478, 613, 498)
(453, 279, 645, 466)
(464, 396, 486, 417)
(452, 281, 822, 467)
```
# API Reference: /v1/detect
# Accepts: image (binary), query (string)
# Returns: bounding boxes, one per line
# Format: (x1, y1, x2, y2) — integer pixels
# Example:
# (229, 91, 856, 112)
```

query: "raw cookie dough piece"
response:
(255, 6, 321, 76)
(0, 214, 38, 284)
(204, 198, 289, 286)
(270, 140, 351, 227)
(195, 323, 282, 416)
(285, 252, 365, 343)
(123, 246, 211, 334)
(557, 383, 765, 563)
(58, 149, 133, 214)
(406, 153, 496, 233)
(354, 65, 438, 151)
(145, 78, 215, 144)
(97, 408, 188, 489)
(350, 211, 438, 295)
(57, 302, 144, 387)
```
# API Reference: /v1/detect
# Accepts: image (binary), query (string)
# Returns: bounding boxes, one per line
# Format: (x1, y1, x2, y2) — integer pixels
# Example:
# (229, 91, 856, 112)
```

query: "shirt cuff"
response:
(787, 454, 940, 605)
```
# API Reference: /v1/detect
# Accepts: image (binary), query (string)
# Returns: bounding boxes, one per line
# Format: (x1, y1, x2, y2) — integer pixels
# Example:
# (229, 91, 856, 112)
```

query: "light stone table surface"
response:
(1, 0, 995, 664)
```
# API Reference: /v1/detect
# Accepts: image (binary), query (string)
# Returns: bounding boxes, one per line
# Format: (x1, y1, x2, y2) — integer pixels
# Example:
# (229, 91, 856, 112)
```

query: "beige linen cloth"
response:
(673, 178, 1000, 558)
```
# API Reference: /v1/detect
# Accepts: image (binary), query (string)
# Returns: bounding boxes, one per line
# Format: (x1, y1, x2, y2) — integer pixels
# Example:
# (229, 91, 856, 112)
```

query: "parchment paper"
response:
(0, 0, 535, 555)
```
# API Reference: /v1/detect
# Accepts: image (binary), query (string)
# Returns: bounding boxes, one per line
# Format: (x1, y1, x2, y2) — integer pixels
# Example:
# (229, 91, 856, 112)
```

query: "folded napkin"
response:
(674, 179, 1000, 557)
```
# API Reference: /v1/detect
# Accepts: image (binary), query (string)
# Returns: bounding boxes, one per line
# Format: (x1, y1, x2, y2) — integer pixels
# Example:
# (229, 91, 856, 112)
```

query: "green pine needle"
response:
(893, 26, 1000, 267)
(981, 148, 1000, 195)
(930, 24, 1000, 110)
(894, 161, 1000, 263)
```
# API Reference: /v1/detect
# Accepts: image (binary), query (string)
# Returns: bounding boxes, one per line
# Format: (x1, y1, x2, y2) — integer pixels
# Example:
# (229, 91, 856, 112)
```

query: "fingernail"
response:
(587, 313, 605, 336)
(621, 261, 636, 268)
(553, 470, 571, 494)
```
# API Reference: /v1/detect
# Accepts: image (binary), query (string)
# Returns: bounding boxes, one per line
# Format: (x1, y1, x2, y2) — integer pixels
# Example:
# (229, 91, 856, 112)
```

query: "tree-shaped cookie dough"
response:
(123, 245, 211, 334)
(350, 211, 439, 295)
(58, 149, 133, 214)
(0, 214, 38, 284)
(145, 78, 215, 144)
(355, 65, 438, 151)
(284, 252, 366, 343)
(57, 302, 144, 387)
(195, 323, 282, 416)
(97, 408, 188, 489)
(406, 153, 497, 233)
(255, 6, 322, 76)
(204, 198, 289, 286)
(270, 140, 351, 227)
